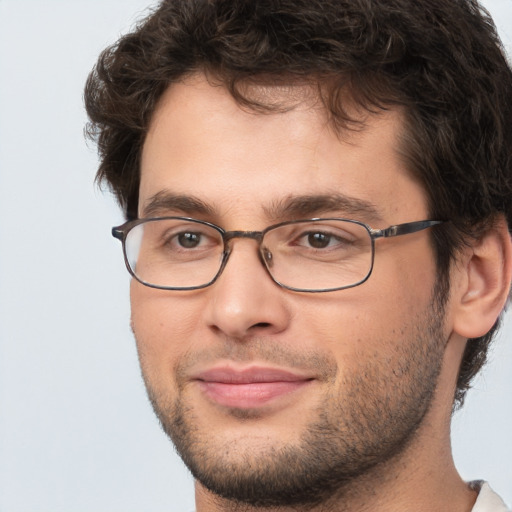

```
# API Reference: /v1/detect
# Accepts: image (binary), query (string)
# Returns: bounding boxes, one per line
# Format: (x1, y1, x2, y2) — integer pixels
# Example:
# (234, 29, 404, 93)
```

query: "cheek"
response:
(130, 283, 204, 377)
(294, 256, 437, 366)
(368, 238, 438, 319)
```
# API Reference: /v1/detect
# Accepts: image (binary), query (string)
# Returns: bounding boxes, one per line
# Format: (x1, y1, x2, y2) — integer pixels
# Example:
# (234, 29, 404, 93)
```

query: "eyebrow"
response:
(264, 194, 383, 223)
(141, 192, 215, 218)
(141, 190, 383, 223)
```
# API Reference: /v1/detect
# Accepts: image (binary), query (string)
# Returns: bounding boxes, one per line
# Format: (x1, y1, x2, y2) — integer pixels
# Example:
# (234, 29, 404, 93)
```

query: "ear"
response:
(452, 217, 512, 339)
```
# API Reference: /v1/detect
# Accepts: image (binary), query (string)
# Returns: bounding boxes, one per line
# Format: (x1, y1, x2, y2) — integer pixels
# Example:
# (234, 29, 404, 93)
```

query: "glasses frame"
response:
(112, 217, 444, 293)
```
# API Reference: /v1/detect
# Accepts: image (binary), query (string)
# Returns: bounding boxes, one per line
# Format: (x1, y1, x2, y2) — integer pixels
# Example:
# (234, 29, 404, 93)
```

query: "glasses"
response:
(112, 217, 443, 293)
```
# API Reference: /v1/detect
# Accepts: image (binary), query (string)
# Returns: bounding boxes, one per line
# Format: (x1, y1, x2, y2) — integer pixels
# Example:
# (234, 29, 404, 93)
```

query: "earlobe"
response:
(453, 217, 512, 339)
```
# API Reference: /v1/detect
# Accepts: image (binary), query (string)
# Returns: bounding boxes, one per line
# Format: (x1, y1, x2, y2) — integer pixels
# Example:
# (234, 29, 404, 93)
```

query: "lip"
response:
(194, 366, 314, 409)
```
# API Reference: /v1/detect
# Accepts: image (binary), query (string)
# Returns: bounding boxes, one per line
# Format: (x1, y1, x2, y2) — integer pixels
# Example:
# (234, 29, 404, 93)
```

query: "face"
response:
(132, 74, 450, 507)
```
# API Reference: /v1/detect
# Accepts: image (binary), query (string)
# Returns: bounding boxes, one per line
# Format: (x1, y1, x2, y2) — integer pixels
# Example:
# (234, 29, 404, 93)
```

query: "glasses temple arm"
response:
(370, 220, 444, 239)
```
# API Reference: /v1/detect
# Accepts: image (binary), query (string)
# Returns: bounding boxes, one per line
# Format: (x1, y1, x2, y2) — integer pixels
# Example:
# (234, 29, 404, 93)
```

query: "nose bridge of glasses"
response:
(222, 230, 264, 244)
(220, 230, 273, 272)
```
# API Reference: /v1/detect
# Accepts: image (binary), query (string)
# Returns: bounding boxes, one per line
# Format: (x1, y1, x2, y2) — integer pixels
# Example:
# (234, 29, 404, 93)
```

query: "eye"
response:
(306, 232, 334, 249)
(165, 229, 219, 252)
(155, 223, 221, 253)
(295, 230, 350, 250)
(177, 232, 203, 249)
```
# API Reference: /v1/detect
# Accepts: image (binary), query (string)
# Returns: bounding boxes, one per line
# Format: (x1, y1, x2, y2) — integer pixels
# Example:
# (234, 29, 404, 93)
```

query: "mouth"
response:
(194, 366, 315, 409)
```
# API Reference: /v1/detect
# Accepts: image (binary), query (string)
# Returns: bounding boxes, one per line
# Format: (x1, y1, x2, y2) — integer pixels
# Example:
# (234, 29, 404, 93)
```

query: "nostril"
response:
(253, 322, 271, 329)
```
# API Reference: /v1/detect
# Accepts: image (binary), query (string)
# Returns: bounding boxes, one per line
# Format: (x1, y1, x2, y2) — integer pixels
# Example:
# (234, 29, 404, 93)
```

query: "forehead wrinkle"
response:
(263, 194, 383, 223)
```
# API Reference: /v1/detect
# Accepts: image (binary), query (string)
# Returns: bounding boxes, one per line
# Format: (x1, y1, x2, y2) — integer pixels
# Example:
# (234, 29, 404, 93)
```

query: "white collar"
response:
(470, 481, 510, 512)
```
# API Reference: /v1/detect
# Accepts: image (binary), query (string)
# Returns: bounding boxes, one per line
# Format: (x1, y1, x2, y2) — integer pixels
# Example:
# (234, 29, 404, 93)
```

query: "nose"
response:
(204, 239, 291, 340)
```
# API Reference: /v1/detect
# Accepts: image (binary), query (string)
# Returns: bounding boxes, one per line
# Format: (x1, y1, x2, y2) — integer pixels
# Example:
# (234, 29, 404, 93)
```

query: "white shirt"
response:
(470, 481, 511, 512)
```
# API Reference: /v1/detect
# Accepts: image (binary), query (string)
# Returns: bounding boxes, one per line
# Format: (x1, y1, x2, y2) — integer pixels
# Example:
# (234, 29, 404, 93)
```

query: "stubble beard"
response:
(138, 293, 448, 509)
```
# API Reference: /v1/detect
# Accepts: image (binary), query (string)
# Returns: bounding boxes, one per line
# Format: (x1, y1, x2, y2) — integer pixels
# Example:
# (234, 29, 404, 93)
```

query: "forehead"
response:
(139, 74, 427, 224)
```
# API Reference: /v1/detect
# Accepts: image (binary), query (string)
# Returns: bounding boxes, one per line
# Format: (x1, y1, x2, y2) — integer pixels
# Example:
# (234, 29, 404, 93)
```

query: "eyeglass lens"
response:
(124, 218, 374, 291)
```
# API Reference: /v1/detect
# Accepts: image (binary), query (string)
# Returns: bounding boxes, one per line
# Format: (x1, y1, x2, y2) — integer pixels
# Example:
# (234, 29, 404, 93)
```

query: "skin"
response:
(131, 73, 511, 512)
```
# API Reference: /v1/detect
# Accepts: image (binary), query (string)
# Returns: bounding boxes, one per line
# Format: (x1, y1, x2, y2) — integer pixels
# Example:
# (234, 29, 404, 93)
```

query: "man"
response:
(85, 0, 512, 510)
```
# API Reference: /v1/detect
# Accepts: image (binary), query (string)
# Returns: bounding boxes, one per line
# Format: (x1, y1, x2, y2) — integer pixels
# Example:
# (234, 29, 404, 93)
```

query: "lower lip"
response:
(198, 380, 311, 408)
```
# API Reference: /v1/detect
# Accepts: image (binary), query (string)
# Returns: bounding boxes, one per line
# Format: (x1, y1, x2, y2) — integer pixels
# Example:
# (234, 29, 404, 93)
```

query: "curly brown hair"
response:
(84, 0, 512, 407)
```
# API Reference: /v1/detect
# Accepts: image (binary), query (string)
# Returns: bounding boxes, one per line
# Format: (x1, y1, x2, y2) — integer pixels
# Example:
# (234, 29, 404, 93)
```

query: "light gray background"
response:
(0, 1, 510, 510)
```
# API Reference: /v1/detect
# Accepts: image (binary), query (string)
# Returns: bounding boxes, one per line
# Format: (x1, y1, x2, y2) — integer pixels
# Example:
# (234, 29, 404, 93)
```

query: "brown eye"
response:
(177, 232, 202, 248)
(307, 233, 331, 249)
